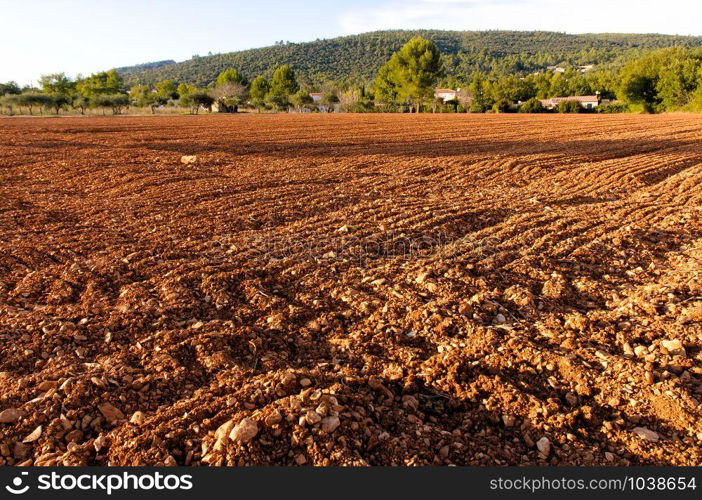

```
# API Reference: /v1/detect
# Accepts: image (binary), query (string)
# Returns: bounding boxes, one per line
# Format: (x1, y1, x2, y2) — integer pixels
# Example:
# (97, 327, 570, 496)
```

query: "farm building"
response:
(307, 92, 339, 112)
(539, 95, 600, 110)
(434, 88, 460, 102)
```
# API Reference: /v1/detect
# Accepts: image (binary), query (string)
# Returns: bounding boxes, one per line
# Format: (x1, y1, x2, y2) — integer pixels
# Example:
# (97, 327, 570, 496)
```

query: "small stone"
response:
(294, 453, 307, 465)
(439, 445, 450, 459)
(180, 155, 197, 165)
(337, 225, 350, 234)
(536, 436, 551, 457)
(622, 343, 634, 358)
(415, 272, 430, 284)
(93, 434, 107, 451)
(644, 371, 655, 385)
(303, 411, 322, 426)
(65, 429, 83, 443)
(320, 415, 340, 433)
(264, 411, 282, 427)
(213, 419, 236, 451)
(605, 452, 615, 462)
(0, 408, 25, 424)
(23, 425, 42, 443)
(494, 313, 506, 324)
(37, 380, 58, 392)
(98, 402, 125, 424)
(230, 417, 258, 443)
(633, 427, 659, 442)
(164, 455, 177, 466)
(634, 345, 648, 357)
(13, 442, 30, 459)
(299, 378, 312, 387)
(660, 339, 685, 357)
(130, 411, 146, 425)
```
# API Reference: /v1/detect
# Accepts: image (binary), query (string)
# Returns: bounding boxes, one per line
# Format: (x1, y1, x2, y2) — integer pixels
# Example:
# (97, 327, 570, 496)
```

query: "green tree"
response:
(267, 65, 299, 110)
(180, 90, 214, 114)
(249, 75, 270, 111)
(71, 94, 89, 115)
(0, 81, 21, 95)
(78, 70, 123, 97)
(39, 73, 75, 96)
(91, 93, 129, 115)
(374, 37, 443, 112)
(129, 84, 152, 107)
(467, 74, 493, 112)
(491, 75, 534, 102)
(48, 94, 70, 114)
(216, 68, 246, 86)
(177, 83, 197, 100)
(373, 63, 399, 105)
(155, 80, 178, 100)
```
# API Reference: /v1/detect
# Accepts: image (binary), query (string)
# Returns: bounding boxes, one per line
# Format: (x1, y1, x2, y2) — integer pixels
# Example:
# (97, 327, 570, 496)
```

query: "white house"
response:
(434, 88, 460, 102)
(307, 92, 339, 112)
(539, 95, 600, 110)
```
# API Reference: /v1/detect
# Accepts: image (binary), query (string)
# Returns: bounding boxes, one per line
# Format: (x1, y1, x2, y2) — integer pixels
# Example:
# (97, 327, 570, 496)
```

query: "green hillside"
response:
(119, 30, 702, 87)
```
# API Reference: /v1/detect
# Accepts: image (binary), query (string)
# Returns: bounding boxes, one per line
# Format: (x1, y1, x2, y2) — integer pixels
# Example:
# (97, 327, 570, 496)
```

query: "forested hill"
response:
(118, 30, 702, 87)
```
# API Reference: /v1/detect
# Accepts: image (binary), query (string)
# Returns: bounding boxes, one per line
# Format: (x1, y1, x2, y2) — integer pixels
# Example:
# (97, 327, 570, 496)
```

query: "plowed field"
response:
(1, 113, 701, 466)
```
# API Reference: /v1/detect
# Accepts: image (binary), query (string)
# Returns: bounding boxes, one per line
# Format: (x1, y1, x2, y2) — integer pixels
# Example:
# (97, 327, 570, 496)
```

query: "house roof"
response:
(434, 88, 457, 94)
(309, 92, 323, 97)
(546, 95, 599, 104)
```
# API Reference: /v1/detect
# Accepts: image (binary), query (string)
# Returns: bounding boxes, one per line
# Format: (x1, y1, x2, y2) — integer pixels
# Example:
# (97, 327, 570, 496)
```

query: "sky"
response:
(2, 0, 701, 86)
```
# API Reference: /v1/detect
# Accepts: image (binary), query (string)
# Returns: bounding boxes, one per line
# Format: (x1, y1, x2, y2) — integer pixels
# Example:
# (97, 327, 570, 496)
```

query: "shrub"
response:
(597, 102, 629, 113)
(558, 99, 582, 113)
(492, 98, 514, 113)
(519, 98, 546, 113)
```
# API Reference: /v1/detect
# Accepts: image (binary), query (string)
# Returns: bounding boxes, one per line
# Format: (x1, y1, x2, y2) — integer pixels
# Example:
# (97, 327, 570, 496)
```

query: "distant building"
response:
(434, 88, 460, 102)
(308, 92, 339, 112)
(546, 66, 566, 74)
(539, 95, 600, 110)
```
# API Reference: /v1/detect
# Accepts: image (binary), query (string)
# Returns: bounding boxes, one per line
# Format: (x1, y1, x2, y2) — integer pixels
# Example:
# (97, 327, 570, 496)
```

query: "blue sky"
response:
(2, 0, 701, 85)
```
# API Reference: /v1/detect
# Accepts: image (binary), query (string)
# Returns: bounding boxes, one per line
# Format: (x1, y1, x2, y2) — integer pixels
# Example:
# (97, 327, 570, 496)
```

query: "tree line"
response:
(2, 38, 702, 115)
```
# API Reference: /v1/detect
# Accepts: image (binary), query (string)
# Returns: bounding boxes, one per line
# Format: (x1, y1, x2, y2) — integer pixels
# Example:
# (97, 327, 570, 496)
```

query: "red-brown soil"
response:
(1, 113, 701, 466)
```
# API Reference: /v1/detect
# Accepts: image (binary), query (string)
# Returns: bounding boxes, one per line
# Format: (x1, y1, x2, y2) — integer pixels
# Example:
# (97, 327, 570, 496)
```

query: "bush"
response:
(557, 99, 582, 113)
(492, 98, 514, 113)
(519, 98, 546, 113)
(597, 102, 629, 113)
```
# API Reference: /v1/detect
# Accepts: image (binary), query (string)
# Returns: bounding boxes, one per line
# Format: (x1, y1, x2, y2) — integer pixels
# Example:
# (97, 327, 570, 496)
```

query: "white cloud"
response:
(338, 0, 702, 36)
